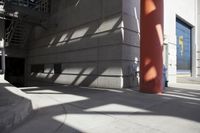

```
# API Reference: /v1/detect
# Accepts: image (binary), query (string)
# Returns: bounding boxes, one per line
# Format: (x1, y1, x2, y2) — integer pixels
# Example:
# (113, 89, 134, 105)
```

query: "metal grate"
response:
(5, 0, 49, 13)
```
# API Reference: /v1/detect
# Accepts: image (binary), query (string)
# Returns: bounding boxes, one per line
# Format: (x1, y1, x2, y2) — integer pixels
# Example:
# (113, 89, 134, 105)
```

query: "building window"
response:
(54, 63, 62, 74)
(31, 64, 44, 73)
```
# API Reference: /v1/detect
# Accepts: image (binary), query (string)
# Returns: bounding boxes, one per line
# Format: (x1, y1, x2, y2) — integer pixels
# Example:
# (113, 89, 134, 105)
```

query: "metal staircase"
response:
(5, 0, 49, 13)
(4, 0, 49, 23)
(2, 0, 50, 47)
(5, 19, 31, 47)
(5, 19, 17, 46)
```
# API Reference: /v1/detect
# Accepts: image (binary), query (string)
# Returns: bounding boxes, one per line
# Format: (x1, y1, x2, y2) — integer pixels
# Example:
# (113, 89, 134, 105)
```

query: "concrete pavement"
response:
(0, 75, 32, 133)
(8, 83, 200, 133)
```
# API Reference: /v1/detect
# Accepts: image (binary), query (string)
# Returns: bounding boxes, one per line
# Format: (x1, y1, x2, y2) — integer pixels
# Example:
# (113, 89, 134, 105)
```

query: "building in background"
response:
(164, 0, 199, 84)
(0, 0, 199, 90)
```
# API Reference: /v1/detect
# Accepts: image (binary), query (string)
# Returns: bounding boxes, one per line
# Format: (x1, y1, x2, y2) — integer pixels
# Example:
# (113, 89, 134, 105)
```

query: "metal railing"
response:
(5, 19, 29, 47)
(5, 0, 49, 13)
(5, 19, 17, 44)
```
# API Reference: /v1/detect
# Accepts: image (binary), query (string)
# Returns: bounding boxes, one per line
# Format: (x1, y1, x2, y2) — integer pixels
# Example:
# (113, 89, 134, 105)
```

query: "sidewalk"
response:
(8, 83, 200, 133)
(0, 75, 32, 133)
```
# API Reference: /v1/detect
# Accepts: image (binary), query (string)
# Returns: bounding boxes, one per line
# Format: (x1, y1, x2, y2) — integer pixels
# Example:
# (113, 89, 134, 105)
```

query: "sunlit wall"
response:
(26, 0, 128, 88)
(164, 0, 198, 82)
(25, 0, 199, 88)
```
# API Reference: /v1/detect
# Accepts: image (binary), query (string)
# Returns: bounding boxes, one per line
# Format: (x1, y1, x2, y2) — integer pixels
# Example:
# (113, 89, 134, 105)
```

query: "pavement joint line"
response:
(46, 96, 117, 119)
(40, 89, 172, 133)
(33, 94, 67, 133)
(44, 94, 68, 133)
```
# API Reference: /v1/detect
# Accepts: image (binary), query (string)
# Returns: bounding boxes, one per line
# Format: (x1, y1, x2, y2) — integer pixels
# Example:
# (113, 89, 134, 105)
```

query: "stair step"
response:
(10, 39, 25, 42)
(5, 18, 30, 48)
(11, 39, 25, 42)
(11, 38, 24, 41)
(12, 36, 25, 39)
(9, 42, 24, 45)
(12, 37, 24, 40)
(12, 35, 25, 37)
(13, 33, 24, 36)
(13, 34, 24, 36)
(13, 31, 24, 34)
(10, 41, 25, 44)
(15, 28, 25, 30)
(11, 38, 25, 41)
(14, 31, 25, 34)
(15, 27, 25, 29)
(14, 32, 24, 36)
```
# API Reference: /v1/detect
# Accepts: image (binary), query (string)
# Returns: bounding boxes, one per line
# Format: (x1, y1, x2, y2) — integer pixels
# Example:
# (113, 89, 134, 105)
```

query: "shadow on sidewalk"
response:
(0, 77, 32, 133)
(15, 84, 200, 132)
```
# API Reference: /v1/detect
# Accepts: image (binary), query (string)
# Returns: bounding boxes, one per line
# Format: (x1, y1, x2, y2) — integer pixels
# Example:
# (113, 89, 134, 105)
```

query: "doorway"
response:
(5, 57, 25, 87)
(176, 18, 192, 76)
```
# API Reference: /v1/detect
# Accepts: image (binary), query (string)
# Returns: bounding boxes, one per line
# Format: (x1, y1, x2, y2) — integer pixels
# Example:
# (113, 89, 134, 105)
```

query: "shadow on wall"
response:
(27, 2, 138, 89)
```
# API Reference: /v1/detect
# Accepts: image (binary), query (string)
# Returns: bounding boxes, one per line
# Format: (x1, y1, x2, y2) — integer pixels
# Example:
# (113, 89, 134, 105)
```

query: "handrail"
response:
(5, 19, 17, 43)
(5, 20, 28, 46)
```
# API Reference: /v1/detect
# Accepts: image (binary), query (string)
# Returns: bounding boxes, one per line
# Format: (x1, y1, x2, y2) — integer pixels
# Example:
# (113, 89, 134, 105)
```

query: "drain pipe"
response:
(1, 47, 5, 74)
(0, 18, 5, 74)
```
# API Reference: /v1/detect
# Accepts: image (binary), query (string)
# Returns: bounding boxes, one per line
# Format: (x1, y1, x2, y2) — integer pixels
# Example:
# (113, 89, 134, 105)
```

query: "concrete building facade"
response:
(0, 0, 200, 90)
(164, 0, 199, 82)
(198, 0, 200, 76)
(27, 0, 127, 88)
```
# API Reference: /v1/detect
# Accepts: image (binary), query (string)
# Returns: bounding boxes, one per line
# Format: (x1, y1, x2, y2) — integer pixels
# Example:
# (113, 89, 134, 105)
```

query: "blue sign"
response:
(176, 19, 191, 73)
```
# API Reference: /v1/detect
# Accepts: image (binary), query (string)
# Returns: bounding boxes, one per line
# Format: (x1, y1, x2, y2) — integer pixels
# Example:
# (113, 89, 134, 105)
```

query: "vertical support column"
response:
(0, 19, 5, 74)
(140, 0, 164, 93)
(1, 48, 5, 74)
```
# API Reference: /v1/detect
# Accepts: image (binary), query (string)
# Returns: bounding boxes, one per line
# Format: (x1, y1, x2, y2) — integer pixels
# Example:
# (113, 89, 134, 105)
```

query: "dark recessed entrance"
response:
(5, 57, 25, 87)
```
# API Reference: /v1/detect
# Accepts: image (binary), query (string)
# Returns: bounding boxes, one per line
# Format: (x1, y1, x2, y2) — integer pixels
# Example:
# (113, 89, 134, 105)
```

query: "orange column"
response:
(140, 0, 164, 94)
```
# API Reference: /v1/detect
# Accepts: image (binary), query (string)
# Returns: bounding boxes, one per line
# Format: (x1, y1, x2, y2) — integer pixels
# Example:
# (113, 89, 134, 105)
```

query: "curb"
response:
(0, 76, 33, 133)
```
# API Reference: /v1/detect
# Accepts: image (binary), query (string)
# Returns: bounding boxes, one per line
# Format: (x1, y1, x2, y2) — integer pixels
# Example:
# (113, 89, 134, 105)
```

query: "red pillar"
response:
(140, 0, 164, 94)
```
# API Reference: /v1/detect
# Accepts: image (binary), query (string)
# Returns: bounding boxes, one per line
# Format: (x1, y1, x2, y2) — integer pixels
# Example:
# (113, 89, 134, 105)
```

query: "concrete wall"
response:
(122, 0, 199, 86)
(26, 0, 199, 88)
(26, 0, 124, 88)
(164, 0, 198, 82)
(122, 0, 140, 88)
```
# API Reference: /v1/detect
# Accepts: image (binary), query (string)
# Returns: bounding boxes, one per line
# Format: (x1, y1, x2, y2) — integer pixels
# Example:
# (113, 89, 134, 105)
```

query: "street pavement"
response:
(9, 83, 200, 133)
(0, 75, 32, 133)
